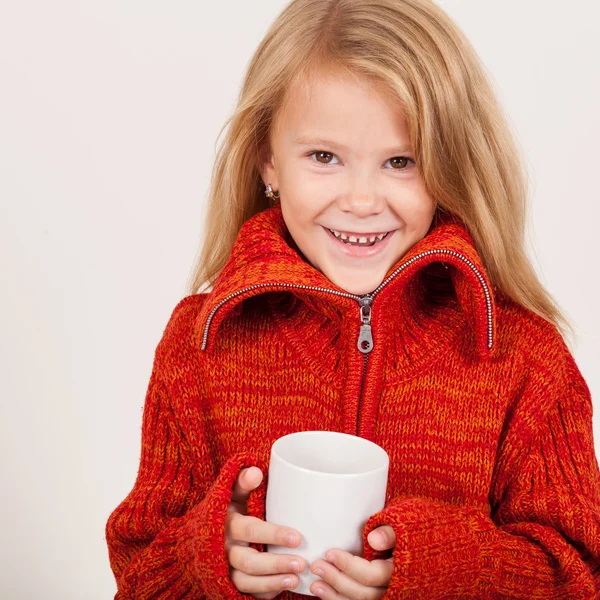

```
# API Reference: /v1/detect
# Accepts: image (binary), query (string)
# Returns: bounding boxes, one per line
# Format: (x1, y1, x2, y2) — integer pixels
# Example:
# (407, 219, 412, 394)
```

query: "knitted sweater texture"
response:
(105, 204, 600, 599)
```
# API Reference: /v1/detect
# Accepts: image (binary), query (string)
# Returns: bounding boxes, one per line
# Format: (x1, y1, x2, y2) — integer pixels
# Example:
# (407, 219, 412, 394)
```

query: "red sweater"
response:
(105, 204, 600, 599)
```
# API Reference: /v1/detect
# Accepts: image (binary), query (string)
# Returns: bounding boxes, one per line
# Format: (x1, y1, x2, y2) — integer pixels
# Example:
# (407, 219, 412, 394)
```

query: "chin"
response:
(342, 283, 380, 296)
(323, 272, 384, 296)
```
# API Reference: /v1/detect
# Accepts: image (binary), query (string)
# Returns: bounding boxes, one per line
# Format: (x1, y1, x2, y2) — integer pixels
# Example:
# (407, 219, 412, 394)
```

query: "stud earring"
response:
(264, 183, 280, 203)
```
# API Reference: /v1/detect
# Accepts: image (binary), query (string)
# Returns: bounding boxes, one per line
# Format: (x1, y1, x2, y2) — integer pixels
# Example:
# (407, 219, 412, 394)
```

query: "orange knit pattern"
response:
(105, 205, 600, 599)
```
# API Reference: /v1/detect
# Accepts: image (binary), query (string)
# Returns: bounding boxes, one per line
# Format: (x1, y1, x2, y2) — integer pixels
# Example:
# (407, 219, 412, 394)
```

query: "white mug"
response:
(265, 430, 389, 596)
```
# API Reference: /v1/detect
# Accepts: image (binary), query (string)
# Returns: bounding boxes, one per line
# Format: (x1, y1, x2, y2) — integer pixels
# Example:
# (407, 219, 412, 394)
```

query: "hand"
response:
(226, 466, 308, 599)
(308, 525, 396, 599)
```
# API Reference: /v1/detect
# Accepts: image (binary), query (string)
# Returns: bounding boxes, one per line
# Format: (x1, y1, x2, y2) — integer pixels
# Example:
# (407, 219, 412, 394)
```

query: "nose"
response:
(339, 189, 385, 218)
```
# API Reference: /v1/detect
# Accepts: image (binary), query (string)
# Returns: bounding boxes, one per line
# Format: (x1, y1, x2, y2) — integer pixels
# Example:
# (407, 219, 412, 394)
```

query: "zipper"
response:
(355, 295, 373, 436)
(356, 354, 369, 436)
(201, 249, 494, 431)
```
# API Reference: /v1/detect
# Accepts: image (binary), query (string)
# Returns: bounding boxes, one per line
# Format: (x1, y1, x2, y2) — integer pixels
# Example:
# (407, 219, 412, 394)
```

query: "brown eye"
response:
(314, 151, 333, 164)
(390, 157, 410, 169)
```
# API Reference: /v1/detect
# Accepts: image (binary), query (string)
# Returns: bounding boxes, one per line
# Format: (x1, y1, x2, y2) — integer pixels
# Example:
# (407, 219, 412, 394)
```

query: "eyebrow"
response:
(293, 136, 413, 154)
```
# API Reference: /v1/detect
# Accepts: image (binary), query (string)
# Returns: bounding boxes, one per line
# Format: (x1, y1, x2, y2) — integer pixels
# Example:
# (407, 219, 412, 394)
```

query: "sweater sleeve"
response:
(105, 350, 271, 599)
(361, 334, 600, 599)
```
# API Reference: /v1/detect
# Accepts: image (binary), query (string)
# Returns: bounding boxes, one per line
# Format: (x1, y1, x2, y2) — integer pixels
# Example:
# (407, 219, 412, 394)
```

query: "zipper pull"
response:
(357, 295, 374, 354)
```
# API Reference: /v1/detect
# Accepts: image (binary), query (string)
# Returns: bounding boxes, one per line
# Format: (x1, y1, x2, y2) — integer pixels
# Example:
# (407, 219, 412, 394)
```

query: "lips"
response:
(327, 228, 392, 246)
(330, 230, 390, 247)
(323, 225, 396, 258)
(328, 228, 391, 238)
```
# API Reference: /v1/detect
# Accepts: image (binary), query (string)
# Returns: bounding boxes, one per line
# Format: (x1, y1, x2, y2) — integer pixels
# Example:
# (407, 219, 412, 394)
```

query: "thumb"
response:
(231, 466, 263, 504)
(367, 525, 396, 550)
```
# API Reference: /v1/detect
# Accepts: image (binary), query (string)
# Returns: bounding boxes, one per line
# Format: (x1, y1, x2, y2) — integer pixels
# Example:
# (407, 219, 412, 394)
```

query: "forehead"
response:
(283, 67, 393, 114)
(272, 67, 408, 148)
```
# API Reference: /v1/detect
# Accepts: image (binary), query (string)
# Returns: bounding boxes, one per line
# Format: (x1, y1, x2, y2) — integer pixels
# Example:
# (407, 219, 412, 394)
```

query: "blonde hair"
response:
(186, 0, 575, 347)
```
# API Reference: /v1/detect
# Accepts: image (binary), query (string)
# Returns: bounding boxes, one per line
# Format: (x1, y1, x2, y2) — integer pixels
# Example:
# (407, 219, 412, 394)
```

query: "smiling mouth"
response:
(326, 228, 393, 247)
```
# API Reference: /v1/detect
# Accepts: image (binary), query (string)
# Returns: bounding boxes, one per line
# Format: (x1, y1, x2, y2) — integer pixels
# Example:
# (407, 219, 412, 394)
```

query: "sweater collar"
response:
(194, 204, 498, 360)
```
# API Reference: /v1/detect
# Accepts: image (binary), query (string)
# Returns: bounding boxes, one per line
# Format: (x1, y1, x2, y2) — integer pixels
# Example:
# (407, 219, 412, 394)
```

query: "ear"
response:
(258, 142, 279, 190)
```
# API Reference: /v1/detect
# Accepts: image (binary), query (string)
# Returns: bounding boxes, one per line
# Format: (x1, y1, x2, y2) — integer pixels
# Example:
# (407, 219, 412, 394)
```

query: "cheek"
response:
(396, 194, 436, 229)
(282, 165, 323, 195)
(284, 191, 328, 225)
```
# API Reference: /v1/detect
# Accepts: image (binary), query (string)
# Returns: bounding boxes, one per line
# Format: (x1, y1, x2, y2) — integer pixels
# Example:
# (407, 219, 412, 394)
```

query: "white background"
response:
(0, 1, 598, 597)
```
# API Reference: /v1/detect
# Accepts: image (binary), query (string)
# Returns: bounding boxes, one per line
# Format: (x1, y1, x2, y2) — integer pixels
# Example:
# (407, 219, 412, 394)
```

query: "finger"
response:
(311, 578, 385, 600)
(227, 543, 307, 576)
(231, 466, 263, 505)
(311, 550, 393, 594)
(227, 512, 302, 548)
(252, 593, 278, 600)
(367, 525, 396, 550)
(229, 563, 300, 595)
(310, 558, 386, 599)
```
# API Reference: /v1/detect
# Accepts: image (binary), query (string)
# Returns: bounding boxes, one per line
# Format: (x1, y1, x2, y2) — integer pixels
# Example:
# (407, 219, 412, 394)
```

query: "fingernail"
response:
(314, 587, 324, 597)
(289, 560, 300, 572)
(371, 532, 385, 545)
(286, 532, 298, 545)
(313, 567, 324, 578)
(283, 577, 294, 588)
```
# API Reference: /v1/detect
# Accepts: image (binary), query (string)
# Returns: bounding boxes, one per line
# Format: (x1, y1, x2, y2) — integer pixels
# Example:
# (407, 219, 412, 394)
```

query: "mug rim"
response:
(270, 430, 389, 477)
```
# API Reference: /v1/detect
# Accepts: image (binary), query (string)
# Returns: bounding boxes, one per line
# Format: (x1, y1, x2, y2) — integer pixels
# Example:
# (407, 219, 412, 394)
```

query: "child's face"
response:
(260, 68, 436, 296)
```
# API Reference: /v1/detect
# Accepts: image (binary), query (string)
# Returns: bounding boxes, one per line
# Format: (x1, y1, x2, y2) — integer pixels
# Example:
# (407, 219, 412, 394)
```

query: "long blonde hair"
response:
(186, 0, 575, 347)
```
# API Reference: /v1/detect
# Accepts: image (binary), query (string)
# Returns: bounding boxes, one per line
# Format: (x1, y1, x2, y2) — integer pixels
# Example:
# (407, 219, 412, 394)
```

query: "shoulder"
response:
(167, 293, 209, 327)
(494, 289, 567, 356)
(154, 293, 209, 369)
(493, 289, 591, 406)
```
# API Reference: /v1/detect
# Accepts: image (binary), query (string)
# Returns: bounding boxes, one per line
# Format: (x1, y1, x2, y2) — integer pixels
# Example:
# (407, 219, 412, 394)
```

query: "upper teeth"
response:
(328, 229, 388, 243)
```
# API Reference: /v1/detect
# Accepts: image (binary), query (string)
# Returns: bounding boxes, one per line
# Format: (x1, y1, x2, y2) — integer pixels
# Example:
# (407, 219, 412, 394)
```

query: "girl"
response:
(105, 0, 600, 598)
